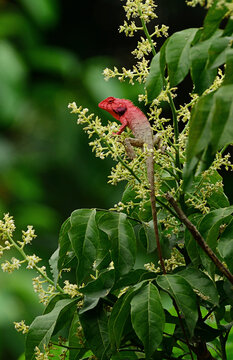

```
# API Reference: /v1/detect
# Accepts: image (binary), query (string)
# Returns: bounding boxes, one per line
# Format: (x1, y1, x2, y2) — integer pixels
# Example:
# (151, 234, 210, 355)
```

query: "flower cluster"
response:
(132, 37, 156, 59)
(32, 275, 56, 305)
(186, 152, 233, 213)
(63, 280, 81, 298)
(0, 213, 15, 242)
(123, 0, 157, 23)
(20, 225, 37, 247)
(186, 0, 233, 14)
(145, 247, 185, 273)
(119, 20, 141, 37)
(144, 261, 161, 273)
(68, 102, 126, 161)
(104, 0, 168, 86)
(34, 345, 52, 360)
(103, 59, 150, 84)
(186, 0, 214, 7)
(0, 212, 37, 260)
(163, 247, 185, 272)
(0, 239, 12, 258)
(26, 254, 42, 269)
(14, 320, 29, 334)
(1, 257, 21, 273)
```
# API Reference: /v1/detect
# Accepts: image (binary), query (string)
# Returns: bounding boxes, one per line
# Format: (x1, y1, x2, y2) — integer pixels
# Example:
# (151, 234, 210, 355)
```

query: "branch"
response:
(165, 193, 233, 285)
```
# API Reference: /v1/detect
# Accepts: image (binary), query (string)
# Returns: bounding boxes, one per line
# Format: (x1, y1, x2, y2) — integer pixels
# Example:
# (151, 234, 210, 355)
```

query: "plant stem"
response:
(165, 193, 233, 285)
(136, 11, 193, 358)
(137, 2, 156, 57)
(7, 234, 64, 293)
(136, 7, 182, 175)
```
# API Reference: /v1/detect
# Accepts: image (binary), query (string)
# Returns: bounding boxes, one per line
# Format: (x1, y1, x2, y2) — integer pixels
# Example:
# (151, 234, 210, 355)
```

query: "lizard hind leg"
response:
(124, 137, 144, 160)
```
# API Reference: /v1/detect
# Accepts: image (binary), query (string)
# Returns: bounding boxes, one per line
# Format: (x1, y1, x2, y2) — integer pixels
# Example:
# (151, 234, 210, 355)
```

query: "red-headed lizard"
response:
(98, 96, 165, 273)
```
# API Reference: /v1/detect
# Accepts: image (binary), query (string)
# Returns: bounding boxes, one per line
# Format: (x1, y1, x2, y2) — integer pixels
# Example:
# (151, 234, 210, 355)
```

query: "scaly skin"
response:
(98, 97, 165, 272)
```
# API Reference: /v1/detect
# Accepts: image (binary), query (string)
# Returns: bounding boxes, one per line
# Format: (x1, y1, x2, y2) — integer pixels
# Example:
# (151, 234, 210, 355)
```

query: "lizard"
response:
(98, 96, 165, 273)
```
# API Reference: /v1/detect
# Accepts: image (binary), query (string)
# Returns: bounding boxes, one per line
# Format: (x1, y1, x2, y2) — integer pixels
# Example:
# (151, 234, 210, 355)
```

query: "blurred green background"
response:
(1, 1, 232, 359)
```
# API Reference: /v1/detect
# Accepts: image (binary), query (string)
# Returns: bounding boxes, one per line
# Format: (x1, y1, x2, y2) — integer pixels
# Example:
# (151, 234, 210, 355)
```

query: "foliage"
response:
(1, 0, 233, 359)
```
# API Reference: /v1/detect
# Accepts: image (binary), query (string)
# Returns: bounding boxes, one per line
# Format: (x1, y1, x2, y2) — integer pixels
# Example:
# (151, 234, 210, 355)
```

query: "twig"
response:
(165, 193, 233, 285)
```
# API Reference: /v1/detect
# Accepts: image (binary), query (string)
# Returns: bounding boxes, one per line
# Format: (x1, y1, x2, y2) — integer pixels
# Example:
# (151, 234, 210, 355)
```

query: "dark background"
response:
(0, 1, 214, 358)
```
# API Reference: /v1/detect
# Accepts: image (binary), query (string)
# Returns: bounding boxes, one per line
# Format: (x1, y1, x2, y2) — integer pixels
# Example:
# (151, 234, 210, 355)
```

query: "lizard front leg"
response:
(124, 137, 144, 160)
(153, 134, 165, 153)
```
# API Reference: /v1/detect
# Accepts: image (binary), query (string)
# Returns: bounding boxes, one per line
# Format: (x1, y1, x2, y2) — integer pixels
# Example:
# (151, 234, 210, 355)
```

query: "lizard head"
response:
(98, 97, 129, 120)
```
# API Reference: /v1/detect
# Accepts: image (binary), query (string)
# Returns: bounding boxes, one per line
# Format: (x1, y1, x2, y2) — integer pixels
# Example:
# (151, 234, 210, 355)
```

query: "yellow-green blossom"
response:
(63, 280, 81, 298)
(34, 345, 51, 360)
(32, 275, 56, 305)
(0, 213, 16, 241)
(1, 257, 21, 273)
(14, 320, 29, 334)
(123, 0, 157, 23)
(132, 36, 156, 59)
(26, 254, 41, 269)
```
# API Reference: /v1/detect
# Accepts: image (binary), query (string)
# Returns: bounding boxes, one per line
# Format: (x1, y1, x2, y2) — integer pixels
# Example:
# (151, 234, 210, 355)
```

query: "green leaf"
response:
(146, 52, 163, 102)
(190, 33, 221, 94)
(80, 270, 115, 313)
(140, 220, 157, 253)
(108, 282, 144, 349)
(113, 269, 156, 291)
(49, 248, 59, 285)
(111, 351, 138, 359)
(25, 299, 77, 360)
(159, 38, 169, 81)
(184, 80, 233, 188)
(201, 0, 228, 40)
(183, 92, 214, 189)
(69, 312, 86, 360)
(79, 304, 111, 360)
(165, 28, 198, 87)
(185, 225, 201, 267)
(69, 209, 99, 285)
(178, 267, 219, 305)
(223, 18, 233, 36)
(209, 84, 233, 153)
(131, 283, 165, 358)
(199, 206, 233, 240)
(156, 274, 198, 336)
(207, 36, 233, 70)
(218, 220, 233, 273)
(43, 294, 69, 315)
(206, 172, 229, 209)
(223, 48, 233, 85)
(198, 206, 233, 274)
(98, 212, 136, 276)
(57, 217, 73, 272)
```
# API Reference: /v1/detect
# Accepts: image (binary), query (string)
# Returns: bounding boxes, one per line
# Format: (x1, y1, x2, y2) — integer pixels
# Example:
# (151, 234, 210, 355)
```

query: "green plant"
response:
(1, 0, 233, 359)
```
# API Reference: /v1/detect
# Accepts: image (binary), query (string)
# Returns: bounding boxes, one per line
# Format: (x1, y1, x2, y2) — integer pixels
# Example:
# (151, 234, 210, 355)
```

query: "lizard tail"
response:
(147, 155, 166, 274)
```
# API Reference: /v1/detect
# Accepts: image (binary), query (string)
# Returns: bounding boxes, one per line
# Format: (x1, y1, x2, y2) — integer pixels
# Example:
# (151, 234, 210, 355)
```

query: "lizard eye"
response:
(107, 97, 115, 104)
(113, 106, 127, 116)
